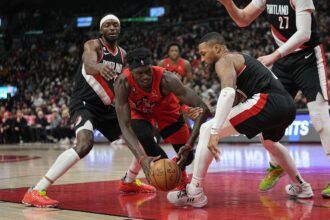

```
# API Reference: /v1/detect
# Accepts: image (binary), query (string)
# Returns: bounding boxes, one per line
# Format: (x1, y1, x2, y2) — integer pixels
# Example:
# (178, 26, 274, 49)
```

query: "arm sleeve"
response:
(294, 0, 315, 13)
(251, 0, 266, 9)
(211, 87, 236, 133)
(276, 11, 312, 57)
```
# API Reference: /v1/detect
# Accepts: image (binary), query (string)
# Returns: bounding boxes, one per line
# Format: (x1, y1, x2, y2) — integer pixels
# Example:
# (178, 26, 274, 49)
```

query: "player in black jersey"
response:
(167, 32, 313, 208)
(218, 0, 330, 197)
(21, 14, 154, 208)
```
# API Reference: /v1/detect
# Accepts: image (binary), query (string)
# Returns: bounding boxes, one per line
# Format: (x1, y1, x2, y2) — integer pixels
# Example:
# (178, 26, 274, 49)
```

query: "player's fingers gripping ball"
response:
(149, 159, 182, 191)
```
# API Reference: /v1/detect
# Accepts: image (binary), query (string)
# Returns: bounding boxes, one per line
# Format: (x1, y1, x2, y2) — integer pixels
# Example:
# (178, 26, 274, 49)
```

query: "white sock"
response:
(124, 157, 141, 183)
(262, 139, 305, 185)
(269, 153, 279, 167)
(34, 148, 80, 191)
(191, 120, 215, 190)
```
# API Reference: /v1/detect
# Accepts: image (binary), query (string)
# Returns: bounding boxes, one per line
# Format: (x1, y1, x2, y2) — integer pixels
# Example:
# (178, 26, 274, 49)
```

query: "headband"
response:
(100, 14, 120, 29)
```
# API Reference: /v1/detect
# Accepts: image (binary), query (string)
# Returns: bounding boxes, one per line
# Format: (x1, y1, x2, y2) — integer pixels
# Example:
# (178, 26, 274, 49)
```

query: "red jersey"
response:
(123, 66, 181, 121)
(163, 58, 186, 78)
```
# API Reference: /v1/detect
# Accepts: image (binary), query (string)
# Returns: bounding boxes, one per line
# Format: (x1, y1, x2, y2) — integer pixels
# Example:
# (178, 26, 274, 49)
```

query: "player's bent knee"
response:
(74, 130, 94, 158)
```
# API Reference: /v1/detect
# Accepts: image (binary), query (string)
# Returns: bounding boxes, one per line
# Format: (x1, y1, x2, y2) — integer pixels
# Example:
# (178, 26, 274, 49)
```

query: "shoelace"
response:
(290, 185, 302, 194)
(133, 179, 143, 186)
(38, 190, 50, 199)
(177, 190, 187, 199)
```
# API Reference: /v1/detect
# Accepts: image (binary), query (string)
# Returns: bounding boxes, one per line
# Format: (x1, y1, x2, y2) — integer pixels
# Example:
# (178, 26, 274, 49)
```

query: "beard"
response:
(204, 61, 216, 75)
(104, 35, 118, 43)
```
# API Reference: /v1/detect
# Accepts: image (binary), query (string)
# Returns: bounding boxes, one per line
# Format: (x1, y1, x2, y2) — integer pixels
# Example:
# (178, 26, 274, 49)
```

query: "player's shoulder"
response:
(84, 39, 101, 49)
(118, 46, 126, 55)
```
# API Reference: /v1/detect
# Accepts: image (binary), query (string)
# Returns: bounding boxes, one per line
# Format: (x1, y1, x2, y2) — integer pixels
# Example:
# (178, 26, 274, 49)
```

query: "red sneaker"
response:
(119, 179, 156, 193)
(22, 188, 58, 208)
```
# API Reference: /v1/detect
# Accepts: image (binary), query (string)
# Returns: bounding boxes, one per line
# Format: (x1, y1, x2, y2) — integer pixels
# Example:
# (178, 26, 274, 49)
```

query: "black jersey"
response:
(70, 38, 125, 112)
(265, 0, 320, 49)
(236, 54, 287, 98)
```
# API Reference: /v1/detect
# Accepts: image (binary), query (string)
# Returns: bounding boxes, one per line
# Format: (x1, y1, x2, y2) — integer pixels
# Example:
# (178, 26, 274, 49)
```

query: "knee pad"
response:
(307, 97, 329, 133)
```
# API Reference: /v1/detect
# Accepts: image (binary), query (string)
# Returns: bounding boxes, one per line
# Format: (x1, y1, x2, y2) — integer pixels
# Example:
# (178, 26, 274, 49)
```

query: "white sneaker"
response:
(285, 182, 313, 199)
(167, 184, 208, 208)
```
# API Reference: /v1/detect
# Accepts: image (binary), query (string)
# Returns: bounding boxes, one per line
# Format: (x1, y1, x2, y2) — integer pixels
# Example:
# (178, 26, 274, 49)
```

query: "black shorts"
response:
(229, 93, 296, 142)
(69, 98, 121, 142)
(272, 44, 329, 102)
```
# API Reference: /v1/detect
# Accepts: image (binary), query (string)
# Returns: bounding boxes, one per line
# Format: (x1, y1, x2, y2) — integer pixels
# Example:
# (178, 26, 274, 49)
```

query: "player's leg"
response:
(159, 114, 193, 190)
(22, 110, 95, 207)
(260, 62, 298, 191)
(289, 45, 330, 197)
(167, 118, 238, 207)
(119, 119, 168, 193)
(260, 134, 313, 199)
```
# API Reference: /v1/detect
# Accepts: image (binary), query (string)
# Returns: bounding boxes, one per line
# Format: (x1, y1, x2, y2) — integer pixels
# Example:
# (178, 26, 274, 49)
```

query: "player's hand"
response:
(140, 155, 161, 182)
(177, 144, 192, 169)
(98, 63, 117, 81)
(207, 134, 220, 162)
(258, 51, 281, 67)
(186, 107, 203, 121)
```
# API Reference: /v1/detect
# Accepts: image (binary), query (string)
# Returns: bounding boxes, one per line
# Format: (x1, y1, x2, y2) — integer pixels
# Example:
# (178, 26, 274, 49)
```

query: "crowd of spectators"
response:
(0, 0, 329, 144)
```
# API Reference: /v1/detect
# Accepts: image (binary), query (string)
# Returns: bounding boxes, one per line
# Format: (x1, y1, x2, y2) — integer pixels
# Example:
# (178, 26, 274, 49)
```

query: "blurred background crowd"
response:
(0, 0, 329, 144)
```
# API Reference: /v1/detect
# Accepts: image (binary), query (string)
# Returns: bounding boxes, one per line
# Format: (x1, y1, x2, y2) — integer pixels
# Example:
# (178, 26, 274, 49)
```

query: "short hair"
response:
(199, 32, 226, 46)
(166, 42, 182, 54)
(126, 48, 153, 69)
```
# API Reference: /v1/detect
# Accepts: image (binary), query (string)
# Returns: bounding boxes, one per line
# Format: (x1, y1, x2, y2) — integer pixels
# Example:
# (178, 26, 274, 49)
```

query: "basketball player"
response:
(22, 14, 154, 208)
(158, 42, 192, 84)
(158, 43, 201, 140)
(114, 48, 210, 189)
(167, 32, 313, 208)
(218, 0, 330, 197)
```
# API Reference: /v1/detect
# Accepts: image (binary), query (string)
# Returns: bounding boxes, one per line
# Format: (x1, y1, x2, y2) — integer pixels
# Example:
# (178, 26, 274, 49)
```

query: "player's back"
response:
(236, 54, 288, 98)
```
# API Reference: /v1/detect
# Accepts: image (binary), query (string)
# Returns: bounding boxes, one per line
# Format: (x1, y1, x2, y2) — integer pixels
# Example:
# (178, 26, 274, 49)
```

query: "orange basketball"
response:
(149, 159, 181, 191)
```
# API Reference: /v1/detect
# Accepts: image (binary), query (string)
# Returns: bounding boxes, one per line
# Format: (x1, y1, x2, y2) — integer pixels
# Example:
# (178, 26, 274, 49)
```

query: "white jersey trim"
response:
(81, 64, 112, 105)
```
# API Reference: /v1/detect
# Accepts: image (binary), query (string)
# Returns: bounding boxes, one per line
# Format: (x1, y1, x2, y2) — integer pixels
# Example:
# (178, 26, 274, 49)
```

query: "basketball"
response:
(149, 159, 181, 191)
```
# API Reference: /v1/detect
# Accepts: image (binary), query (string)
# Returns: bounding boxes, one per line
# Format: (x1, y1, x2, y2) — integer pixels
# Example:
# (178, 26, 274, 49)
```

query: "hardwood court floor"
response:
(0, 142, 329, 219)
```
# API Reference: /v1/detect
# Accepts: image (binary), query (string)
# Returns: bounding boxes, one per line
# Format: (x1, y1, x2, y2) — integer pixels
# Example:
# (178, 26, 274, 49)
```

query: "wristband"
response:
(210, 128, 219, 135)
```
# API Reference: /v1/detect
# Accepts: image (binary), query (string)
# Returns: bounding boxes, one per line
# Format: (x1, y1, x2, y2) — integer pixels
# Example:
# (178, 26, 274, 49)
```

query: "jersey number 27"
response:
(279, 16, 289, 29)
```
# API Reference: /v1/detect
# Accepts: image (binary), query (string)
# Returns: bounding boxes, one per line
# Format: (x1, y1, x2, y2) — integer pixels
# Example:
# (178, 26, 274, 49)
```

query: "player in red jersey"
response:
(115, 48, 210, 189)
(158, 42, 192, 84)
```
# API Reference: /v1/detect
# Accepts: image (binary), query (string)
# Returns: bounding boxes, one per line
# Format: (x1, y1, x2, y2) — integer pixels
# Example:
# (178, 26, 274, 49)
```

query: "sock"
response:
(124, 157, 141, 183)
(34, 148, 80, 191)
(262, 140, 305, 185)
(269, 153, 279, 167)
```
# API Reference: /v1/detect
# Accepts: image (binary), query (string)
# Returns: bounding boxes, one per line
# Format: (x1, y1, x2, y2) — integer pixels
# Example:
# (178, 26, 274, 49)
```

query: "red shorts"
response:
(131, 110, 190, 145)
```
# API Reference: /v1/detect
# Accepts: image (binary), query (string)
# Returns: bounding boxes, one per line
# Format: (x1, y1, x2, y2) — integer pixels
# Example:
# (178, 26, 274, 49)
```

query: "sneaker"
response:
(22, 188, 58, 208)
(285, 182, 313, 199)
(119, 179, 156, 193)
(259, 163, 285, 191)
(167, 184, 208, 208)
(321, 183, 330, 198)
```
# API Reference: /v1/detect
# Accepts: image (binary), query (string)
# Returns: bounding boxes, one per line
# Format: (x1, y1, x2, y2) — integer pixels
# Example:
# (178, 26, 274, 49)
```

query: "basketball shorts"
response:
(131, 110, 190, 145)
(228, 93, 296, 142)
(69, 98, 121, 142)
(272, 44, 329, 102)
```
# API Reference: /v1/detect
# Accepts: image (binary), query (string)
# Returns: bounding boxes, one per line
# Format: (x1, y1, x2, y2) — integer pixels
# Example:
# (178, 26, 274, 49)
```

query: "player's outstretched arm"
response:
(114, 75, 151, 170)
(161, 71, 210, 148)
(82, 40, 117, 81)
(217, 0, 264, 27)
